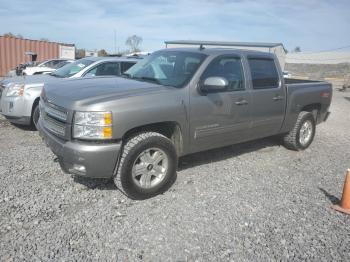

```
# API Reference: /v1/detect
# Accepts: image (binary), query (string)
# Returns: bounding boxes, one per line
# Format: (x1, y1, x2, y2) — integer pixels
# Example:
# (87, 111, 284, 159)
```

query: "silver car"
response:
(0, 57, 139, 129)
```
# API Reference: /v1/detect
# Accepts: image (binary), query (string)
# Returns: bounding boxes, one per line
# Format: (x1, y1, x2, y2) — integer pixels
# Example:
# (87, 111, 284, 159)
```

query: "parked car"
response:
(283, 71, 292, 78)
(0, 57, 139, 129)
(38, 48, 332, 199)
(22, 59, 74, 75)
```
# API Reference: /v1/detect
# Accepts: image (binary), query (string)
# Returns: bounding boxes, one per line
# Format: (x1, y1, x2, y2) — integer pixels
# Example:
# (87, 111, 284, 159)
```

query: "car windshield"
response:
(124, 51, 207, 87)
(52, 61, 70, 69)
(38, 60, 49, 67)
(51, 59, 94, 78)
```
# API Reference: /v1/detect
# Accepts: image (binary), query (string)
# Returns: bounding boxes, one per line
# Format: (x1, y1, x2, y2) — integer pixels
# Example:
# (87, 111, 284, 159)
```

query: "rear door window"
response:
(248, 58, 279, 89)
(86, 62, 120, 76)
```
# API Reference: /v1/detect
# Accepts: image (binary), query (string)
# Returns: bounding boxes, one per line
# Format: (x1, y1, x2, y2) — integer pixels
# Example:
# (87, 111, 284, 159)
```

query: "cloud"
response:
(0, 0, 349, 52)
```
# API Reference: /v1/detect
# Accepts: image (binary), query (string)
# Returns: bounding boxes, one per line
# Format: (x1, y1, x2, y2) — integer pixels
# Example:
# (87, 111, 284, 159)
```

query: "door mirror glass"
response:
(201, 77, 228, 93)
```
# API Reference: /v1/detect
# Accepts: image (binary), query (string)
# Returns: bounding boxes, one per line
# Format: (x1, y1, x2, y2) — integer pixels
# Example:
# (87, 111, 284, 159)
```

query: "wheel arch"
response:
(301, 103, 321, 122)
(31, 97, 40, 116)
(122, 121, 184, 156)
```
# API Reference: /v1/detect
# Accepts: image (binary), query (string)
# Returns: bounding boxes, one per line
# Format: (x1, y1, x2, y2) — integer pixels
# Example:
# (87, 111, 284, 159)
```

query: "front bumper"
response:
(38, 118, 121, 178)
(0, 95, 31, 125)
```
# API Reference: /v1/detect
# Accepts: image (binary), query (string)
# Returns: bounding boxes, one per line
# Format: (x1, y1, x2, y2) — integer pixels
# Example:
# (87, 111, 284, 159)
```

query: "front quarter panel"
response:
(106, 88, 188, 152)
(22, 85, 44, 116)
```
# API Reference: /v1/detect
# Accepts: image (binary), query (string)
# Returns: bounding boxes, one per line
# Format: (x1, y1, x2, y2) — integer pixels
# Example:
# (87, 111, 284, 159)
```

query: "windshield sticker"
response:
(69, 67, 81, 74)
(77, 63, 86, 68)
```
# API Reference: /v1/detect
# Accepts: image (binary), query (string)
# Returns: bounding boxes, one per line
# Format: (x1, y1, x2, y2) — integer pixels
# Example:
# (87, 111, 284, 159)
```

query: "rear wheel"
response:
(283, 111, 316, 151)
(114, 132, 178, 199)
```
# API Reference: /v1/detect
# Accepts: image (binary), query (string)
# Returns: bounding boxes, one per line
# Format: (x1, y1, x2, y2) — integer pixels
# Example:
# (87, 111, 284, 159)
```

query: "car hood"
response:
(24, 67, 54, 74)
(44, 76, 174, 108)
(1, 74, 58, 86)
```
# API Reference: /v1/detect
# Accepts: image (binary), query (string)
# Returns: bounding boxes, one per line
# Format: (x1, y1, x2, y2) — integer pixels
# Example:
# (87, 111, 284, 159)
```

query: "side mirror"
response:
(200, 77, 228, 94)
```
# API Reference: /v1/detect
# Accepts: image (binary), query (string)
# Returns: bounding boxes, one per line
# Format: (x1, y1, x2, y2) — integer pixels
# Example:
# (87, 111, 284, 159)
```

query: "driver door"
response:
(189, 55, 252, 153)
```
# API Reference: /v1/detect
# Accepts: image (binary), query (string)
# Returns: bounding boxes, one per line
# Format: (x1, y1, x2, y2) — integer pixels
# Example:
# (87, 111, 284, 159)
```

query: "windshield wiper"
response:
(134, 76, 161, 84)
(50, 73, 64, 78)
(121, 72, 131, 78)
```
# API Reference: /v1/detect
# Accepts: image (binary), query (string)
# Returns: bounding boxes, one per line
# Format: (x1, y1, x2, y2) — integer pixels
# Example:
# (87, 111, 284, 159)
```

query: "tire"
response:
(31, 103, 40, 130)
(283, 111, 316, 151)
(114, 132, 178, 199)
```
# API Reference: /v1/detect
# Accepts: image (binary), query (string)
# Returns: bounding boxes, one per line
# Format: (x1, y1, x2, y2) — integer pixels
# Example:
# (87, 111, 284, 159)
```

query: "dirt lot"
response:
(0, 86, 349, 261)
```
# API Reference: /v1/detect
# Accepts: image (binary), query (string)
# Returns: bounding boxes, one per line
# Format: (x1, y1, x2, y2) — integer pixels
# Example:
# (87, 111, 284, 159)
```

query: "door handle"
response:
(235, 99, 248, 105)
(273, 95, 284, 101)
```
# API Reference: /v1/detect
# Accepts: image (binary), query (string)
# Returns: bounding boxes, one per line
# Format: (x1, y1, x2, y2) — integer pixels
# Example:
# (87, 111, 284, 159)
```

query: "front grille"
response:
(41, 101, 68, 138)
(44, 103, 68, 122)
(42, 113, 66, 136)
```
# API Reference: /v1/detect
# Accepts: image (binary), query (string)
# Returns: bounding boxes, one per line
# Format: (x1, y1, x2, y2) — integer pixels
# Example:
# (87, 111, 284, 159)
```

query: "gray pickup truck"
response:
(38, 48, 332, 199)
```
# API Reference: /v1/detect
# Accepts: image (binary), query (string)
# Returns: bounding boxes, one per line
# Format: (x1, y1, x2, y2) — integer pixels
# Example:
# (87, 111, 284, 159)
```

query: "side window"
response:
(86, 62, 120, 76)
(42, 60, 54, 68)
(201, 56, 245, 91)
(248, 58, 279, 89)
(121, 62, 135, 73)
(184, 57, 202, 76)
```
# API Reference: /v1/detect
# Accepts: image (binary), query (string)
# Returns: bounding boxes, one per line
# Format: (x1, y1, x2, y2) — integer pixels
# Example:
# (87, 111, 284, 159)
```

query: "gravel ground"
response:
(0, 87, 349, 261)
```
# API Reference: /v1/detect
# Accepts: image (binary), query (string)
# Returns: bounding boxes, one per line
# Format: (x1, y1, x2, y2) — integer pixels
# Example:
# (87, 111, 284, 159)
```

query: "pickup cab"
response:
(38, 48, 332, 199)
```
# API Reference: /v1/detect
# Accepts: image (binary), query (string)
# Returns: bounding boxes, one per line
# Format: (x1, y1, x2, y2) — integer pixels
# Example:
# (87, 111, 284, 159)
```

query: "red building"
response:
(0, 35, 75, 76)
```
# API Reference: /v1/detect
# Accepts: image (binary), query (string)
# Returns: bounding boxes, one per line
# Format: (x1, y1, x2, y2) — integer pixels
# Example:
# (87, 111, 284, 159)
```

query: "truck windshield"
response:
(124, 51, 207, 87)
(51, 59, 94, 78)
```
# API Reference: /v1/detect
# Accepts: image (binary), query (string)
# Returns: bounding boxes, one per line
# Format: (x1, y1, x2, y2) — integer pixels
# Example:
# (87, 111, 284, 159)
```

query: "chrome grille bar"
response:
(44, 103, 68, 122)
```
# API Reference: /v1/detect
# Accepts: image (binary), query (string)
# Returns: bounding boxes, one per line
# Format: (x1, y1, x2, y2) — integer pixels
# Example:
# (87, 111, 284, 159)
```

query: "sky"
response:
(0, 0, 350, 53)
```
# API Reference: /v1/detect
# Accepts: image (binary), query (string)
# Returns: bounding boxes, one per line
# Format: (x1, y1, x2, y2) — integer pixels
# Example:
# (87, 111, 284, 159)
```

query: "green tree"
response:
(98, 49, 108, 57)
(3, 32, 15, 37)
(294, 46, 301, 52)
(75, 48, 86, 59)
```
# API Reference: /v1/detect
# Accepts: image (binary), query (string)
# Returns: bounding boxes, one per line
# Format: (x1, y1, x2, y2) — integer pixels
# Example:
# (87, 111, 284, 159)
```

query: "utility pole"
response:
(114, 29, 117, 54)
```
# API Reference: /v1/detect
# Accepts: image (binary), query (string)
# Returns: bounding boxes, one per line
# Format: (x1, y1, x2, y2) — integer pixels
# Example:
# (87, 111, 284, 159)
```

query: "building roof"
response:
(165, 40, 285, 51)
(0, 35, 74, 47)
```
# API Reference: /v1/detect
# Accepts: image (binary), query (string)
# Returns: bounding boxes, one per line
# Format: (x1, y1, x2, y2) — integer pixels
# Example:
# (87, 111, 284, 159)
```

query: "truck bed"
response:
(284, 78, 324, 84)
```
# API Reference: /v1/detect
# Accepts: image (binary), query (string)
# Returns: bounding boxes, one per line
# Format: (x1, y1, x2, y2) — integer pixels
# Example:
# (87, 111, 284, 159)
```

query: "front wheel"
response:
(283, 111, 316, 151)
(32, 103, 40, 130)
(114, 132, 178, 199)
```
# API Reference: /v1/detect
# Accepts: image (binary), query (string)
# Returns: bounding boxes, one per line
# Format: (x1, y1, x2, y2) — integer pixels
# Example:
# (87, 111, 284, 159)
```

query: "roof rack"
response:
(165, 40, 285, 51)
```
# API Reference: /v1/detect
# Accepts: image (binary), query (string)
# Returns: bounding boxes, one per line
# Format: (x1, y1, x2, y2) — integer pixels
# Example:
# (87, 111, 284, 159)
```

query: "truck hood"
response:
(44, 76, 175, 108)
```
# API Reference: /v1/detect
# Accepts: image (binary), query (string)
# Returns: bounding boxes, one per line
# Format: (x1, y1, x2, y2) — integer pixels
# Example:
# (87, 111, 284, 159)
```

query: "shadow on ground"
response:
(319, 187, 340, 205)
(72, 136, 281, 192)
(178, 136, 281, 171)
(12, 123, 36, 131)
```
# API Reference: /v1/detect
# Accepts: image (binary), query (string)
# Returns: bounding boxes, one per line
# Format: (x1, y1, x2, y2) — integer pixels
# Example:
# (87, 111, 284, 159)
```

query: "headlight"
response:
(6, 84, 25, 97)
(73, 111, 112, 140)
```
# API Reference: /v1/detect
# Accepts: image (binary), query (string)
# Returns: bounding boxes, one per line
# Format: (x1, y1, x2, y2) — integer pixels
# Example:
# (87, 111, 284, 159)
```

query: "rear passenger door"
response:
(190, 55, 252, 152)
(247, 57, 286, 138)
